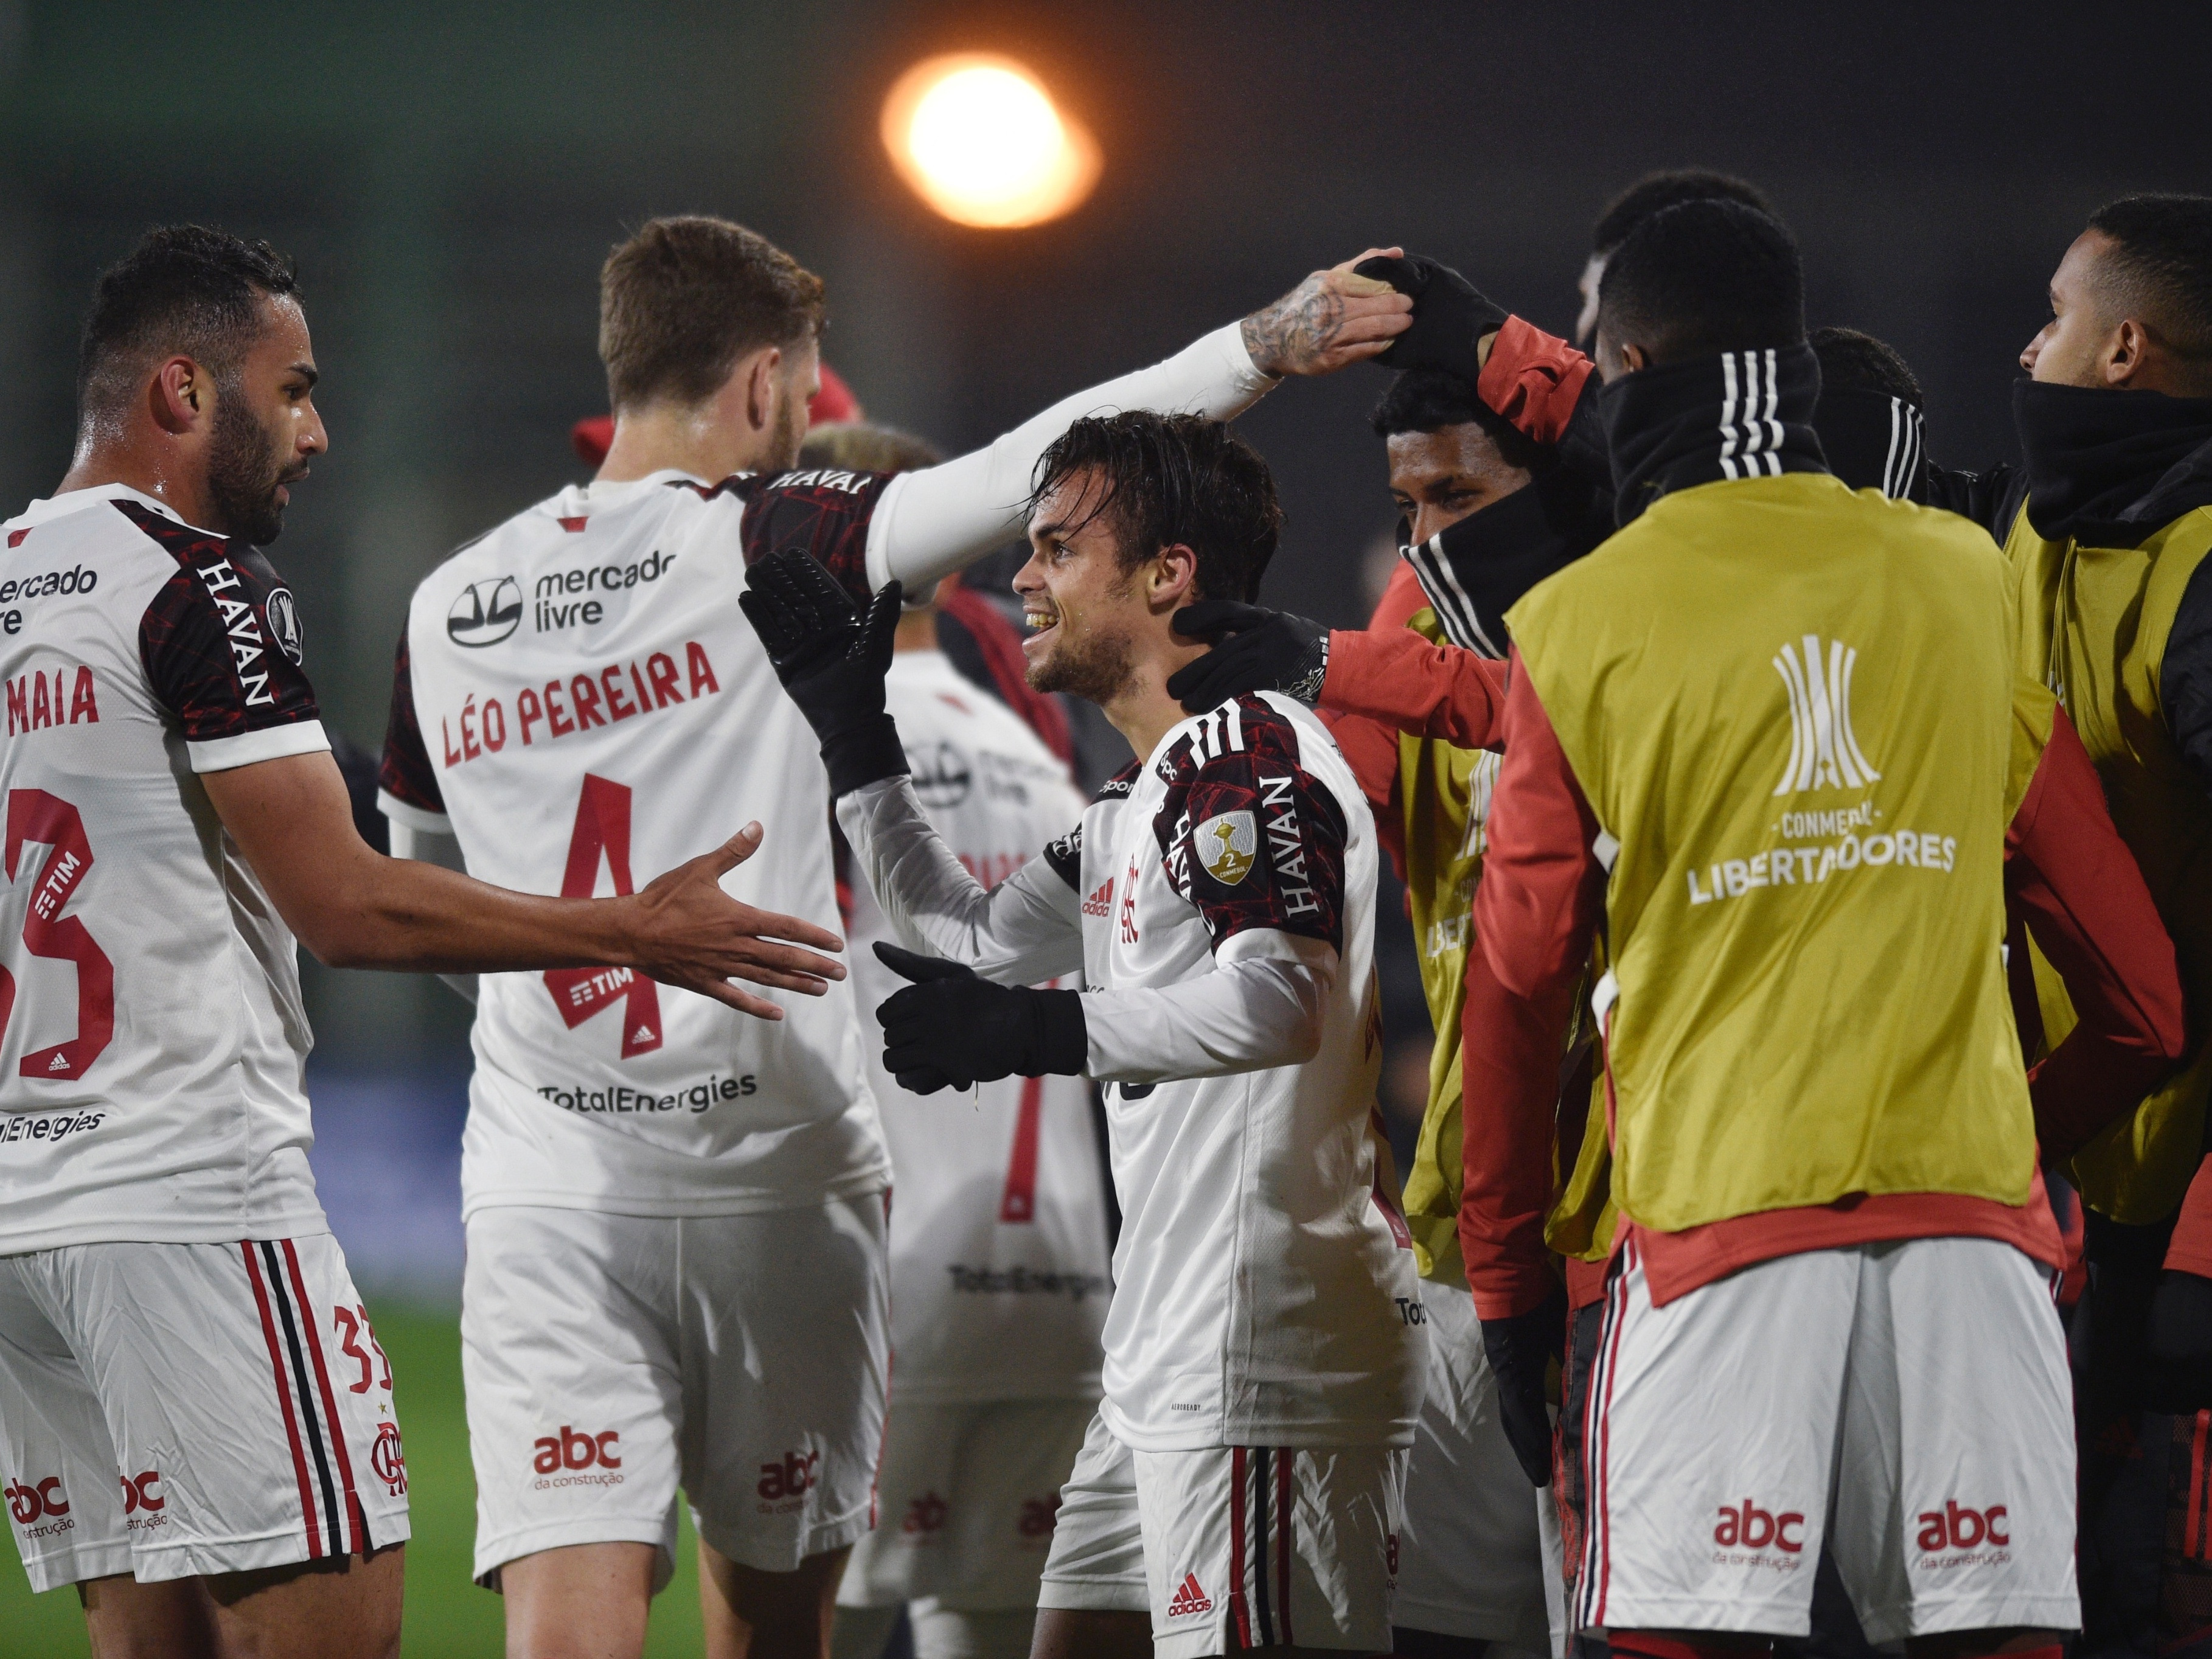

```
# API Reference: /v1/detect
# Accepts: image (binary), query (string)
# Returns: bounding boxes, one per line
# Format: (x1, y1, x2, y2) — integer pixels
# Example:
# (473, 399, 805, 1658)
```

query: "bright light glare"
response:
(883, 54, 1101, 229)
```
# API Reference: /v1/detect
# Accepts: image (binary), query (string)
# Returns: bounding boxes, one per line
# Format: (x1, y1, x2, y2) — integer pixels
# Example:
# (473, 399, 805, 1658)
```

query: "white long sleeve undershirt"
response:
(837, 775, 1334, 1084)
(862, 322, 1278, 593)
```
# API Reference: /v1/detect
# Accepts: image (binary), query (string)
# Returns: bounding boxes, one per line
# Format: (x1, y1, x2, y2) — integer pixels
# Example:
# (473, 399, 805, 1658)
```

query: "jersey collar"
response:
(9, 481, 204, 532)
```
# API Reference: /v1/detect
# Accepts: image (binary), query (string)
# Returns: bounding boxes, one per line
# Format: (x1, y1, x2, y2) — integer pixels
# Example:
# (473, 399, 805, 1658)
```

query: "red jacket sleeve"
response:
(1458, 653, 1605, 1318)
(1476, 316, 1595, 447)
(1321, 627, 1510, 751)
(2006, 705, 2186, 1161)
(1318, 561, 1431, 874)
(2168, 1156, 2212, 1278)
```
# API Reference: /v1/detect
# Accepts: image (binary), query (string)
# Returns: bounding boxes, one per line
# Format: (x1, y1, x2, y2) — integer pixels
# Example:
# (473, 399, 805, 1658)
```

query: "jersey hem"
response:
(0, 1213, 332, 1257)
(887, 1379, 1105, 1407)
(459, 1168, 891, 1223)
(375, 789, 451, 835)
(1098, 1407, 1418, 1454)
(187, 718, 332, 774)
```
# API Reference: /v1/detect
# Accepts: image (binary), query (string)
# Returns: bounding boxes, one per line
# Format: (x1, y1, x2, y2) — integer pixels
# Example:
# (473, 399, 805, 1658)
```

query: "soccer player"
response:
(1951, 192, 2212, 1657)
(1464, 195, 2162, 1656)
(1573, 171, 1777, 346)
(1169, 366, 1605, 1659)
(795, 423, 1111, 1659)
(0, 228, 845, 1659)
(378, 218, 1411, 1659)
(741, 409, 1426, 1659)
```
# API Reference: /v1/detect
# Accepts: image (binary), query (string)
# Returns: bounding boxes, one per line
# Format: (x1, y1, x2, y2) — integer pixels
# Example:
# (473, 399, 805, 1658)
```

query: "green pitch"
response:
(0, 1304, 711, 1658)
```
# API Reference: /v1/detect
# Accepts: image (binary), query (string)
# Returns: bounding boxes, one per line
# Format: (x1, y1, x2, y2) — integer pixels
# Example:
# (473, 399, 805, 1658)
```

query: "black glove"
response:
(873, 942, 1088, 1094)
(739, 551, 907, 796)
(1354, 254, 1509, 383)
(1165, 602, 1329, 713)
(1480, 1288, 1566, 1487)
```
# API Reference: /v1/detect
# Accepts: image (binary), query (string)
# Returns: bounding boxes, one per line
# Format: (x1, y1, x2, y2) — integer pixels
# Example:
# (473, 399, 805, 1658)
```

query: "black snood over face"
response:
(2015, 379, 2212, 547)
(1601, 345, 1829, 526)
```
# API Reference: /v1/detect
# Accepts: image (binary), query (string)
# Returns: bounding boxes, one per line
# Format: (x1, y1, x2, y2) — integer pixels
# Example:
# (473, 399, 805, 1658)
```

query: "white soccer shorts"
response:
(462, 1196, 889, 1588)
(0, 1234, 409, 1592)
(1037, 1407, 1404, 1659)
(1578, 1235, 2079, 1641)
(1395, 1279, 1553, 1649)
(839, 1396, 1094, 1610)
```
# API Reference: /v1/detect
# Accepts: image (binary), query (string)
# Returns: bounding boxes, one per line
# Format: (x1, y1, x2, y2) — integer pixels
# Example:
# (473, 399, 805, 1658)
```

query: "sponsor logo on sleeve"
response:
(264, 587, 304, 664)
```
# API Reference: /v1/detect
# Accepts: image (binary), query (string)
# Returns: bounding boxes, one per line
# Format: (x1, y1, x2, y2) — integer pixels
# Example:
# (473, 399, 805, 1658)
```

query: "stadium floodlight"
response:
(882, 54, 1101, 229)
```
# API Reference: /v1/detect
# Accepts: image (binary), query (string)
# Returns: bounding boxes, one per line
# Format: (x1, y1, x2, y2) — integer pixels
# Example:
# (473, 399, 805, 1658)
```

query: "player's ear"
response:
(150, 356, 206, 435)
(742, 346, 783, 433)
(1149, 543, 1199, 611)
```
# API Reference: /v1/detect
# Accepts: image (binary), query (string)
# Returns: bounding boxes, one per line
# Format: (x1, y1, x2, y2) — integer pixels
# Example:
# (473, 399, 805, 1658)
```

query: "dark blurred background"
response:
(5, 0, 2206, 1289)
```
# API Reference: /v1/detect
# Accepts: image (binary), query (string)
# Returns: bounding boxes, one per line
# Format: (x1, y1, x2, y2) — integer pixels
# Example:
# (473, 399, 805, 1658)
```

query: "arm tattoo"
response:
(1242, 274, 1347, 377)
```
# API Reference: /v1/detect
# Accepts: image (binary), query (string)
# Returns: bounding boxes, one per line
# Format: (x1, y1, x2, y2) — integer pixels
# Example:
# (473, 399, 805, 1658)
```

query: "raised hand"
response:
(1166, 601, 1329, 712)
(739, 551, 908, 796)
(623, 822, 847, 1021)
(872, 942, 1087, 1094)
(1240, 248, 1415, 378)
(1351, 254, 1508, 381)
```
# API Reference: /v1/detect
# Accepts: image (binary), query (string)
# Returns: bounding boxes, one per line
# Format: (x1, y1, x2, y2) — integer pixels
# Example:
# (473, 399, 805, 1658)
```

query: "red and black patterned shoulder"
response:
(124, 502, 320, 743)
(681, 467, 896, 604)
(1150, 695, 1307, 789)
(378, 630, 445, 816)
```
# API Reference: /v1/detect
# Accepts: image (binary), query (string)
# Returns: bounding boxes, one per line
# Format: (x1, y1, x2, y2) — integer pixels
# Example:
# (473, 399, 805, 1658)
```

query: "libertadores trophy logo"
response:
(1770, 633, 1880, 796)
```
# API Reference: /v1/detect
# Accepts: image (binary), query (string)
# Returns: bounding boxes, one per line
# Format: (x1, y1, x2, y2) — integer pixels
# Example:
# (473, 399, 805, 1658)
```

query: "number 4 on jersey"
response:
(543, 774, 663, 1058)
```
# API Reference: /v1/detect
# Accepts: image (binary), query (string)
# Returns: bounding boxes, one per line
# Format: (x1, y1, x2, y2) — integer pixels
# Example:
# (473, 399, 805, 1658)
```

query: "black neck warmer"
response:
(2015, 379, 2212, 546)
(1400, 462, 1612, 657)
(1601, 345, 1829, 526)
(1813, 387, 1927, 504)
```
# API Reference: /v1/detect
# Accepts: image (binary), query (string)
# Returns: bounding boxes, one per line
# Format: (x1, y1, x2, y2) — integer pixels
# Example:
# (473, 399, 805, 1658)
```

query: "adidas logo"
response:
(1166, 1571, 1212, 1617)
(1080, 878, 1113, 918)
(47, 1053, 68, 1072)
(632, 1025, 657, 1046)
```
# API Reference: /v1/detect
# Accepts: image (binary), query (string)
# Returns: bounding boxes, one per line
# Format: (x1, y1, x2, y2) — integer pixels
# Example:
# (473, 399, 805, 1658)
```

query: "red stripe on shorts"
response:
(241, 1242, 323, 1559)
(1275, 1448, 1295, 1646)
(1229, 1446, 1253, 1650)
(283, 1239, 365, 1556)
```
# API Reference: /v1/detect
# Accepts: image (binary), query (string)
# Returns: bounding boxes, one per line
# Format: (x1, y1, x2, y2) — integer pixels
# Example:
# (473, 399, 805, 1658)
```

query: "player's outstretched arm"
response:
(861, 249, 1414, 593)
(202, 751, 846, 1021)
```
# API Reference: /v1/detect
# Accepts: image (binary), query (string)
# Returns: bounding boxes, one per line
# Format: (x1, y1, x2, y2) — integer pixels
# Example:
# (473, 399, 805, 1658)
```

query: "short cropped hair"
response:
(798, 421, 942, 475)
(1028, 412, 1282, 604)
(1591, 170, 1776, 259)
(2086, 193, 2212, 361)
(599, 217, 826, 412)
(1599, 199, 1806, 366)
(77, 225, 299, 419)
(1809, 326, 1924, 408)
(1369, 368, 1542, 471)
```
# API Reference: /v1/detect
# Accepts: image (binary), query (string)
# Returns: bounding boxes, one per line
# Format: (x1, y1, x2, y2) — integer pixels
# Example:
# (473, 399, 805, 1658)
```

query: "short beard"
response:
(1028, 621, 1137, 706)
(767, 387, 808, 473)
(204, 386, 290, 544)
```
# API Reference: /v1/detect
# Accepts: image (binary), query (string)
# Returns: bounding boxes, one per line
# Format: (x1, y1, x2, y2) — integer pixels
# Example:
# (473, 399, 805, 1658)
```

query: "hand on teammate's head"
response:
(1353, 256, 1508, 384)
(1240, 247, 1414, 378)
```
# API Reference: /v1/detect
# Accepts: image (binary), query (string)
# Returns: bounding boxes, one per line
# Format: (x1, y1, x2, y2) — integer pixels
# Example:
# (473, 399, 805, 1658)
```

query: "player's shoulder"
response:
(1151, 692, 1341, 788)
(3, 488, 214, 584)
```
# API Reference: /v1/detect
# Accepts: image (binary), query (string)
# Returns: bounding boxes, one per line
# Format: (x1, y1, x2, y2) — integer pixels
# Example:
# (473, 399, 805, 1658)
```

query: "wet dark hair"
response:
(1591, 170, 1776, 258)
(2086, 193, 2212, 361)
(1369, 368, 1542, 471)
(1809, 326, 1924, 408)
(1599, 199, 1805, 366)
(1026, 412, 1282, 603)
(78, 224, 299, 418)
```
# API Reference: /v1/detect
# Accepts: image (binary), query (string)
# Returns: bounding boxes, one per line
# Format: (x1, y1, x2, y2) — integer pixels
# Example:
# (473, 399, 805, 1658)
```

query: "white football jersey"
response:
(383, 469, 897, 1217)
(846, 649, 1108, 1403)
(0, 485, 332, 1252)
(841, 693, 1425, 1453)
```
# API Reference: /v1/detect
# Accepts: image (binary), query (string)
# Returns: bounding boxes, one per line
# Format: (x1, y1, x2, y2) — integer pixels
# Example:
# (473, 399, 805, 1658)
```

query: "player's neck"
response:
(56, 437, 217, 529)
(594, 402, 774, 486)
(1101, 634, 1210, 762)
